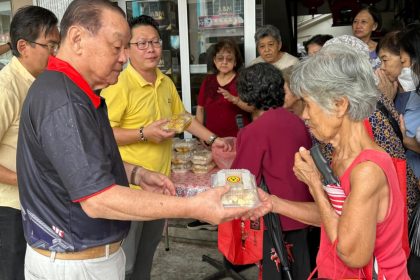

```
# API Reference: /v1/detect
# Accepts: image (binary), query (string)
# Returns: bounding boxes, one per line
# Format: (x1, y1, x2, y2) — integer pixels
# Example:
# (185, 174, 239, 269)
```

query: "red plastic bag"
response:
(212, 137, 236, 169)
(218, 217, 264, 265)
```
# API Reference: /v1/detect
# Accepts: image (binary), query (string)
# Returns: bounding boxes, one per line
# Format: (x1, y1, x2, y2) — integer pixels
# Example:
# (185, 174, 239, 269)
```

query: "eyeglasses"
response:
(130, 39, 162, 50)
(27, 40, 60, 54)
(215, 56, 235, 63)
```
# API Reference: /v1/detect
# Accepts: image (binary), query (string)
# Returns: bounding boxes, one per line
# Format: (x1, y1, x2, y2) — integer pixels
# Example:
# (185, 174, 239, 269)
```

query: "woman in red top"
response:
(196, 40, 253, 137)
(249, 44, 410, 279)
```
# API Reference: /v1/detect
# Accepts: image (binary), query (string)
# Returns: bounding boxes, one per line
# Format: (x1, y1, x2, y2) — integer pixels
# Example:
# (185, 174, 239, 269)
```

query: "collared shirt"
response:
(249, 52, 299, 70)
(17, 56, 129, 252)
(101, 63, 185, 177)
(0, 56, 34, 209)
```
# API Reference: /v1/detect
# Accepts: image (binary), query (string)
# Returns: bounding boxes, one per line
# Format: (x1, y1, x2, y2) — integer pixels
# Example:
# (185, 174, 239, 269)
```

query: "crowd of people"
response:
(0, 0, 419, 279)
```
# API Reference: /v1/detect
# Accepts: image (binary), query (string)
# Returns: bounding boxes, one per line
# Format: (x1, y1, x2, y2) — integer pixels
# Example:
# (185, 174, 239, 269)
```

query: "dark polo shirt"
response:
(17, 56, 129, 252)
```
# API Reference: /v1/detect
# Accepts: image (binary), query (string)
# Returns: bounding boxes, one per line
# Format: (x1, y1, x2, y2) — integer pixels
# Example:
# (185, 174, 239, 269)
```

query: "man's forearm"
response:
(0, 164, 18, 186)
(80, 185, 195, 221)
(186, 118, 214, 142)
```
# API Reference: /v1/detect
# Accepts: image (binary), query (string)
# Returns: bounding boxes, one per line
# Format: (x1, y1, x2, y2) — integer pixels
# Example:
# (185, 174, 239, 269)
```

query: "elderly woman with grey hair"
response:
(248, 44, 410, 279)
(250, 24, 299, 70)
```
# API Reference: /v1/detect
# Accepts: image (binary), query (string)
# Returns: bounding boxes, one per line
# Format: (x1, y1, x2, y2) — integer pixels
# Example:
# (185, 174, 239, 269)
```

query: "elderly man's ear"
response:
(65, 26, 84, 54)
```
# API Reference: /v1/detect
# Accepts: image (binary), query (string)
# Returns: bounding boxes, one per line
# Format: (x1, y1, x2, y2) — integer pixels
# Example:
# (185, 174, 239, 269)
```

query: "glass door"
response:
(124, 0, 182, 92)
(178, 0, 255, 116)
(119, 0, 256, 119)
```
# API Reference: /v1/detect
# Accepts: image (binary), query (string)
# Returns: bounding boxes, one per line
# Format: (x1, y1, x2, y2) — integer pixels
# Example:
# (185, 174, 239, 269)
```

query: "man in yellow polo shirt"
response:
(0, 6, 59, 279)
(101, 15, 229, 280)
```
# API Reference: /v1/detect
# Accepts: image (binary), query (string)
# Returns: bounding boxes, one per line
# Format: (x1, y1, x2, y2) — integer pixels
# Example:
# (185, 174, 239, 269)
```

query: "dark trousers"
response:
(0, 206, 26, 280)
(262, 228, 311, 280)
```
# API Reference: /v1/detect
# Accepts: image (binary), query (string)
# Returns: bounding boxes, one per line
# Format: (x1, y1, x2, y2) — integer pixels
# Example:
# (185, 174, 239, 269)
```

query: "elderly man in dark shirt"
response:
(16, 1, 269, 279)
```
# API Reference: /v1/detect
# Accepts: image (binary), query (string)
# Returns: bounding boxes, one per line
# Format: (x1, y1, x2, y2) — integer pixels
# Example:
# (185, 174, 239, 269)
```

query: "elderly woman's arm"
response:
(294, 147, 387, 268)
(334, 162, 388, 268)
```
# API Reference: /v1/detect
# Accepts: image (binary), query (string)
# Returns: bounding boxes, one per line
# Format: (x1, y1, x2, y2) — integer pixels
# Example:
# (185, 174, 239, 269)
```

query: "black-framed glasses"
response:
(27, 40, 60, 54)
(129, 39, 162, 50)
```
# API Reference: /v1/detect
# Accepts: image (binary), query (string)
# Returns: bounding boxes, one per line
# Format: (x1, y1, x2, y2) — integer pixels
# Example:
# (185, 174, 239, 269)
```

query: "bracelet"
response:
(130, 166, 139, 185)
(206, 134, 218, 146)
(139, 126, 147, 142)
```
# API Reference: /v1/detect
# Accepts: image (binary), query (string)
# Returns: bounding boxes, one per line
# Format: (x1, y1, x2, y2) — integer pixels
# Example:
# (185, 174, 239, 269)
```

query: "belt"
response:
(32, 240, 122, 260)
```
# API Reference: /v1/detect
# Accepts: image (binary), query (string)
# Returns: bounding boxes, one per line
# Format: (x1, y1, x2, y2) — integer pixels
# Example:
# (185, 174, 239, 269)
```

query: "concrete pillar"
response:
(11, 0, 32, 15)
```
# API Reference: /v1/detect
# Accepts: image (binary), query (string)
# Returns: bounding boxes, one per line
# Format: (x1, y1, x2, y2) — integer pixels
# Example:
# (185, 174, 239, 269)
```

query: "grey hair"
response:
(290, 44, 379, 121)
(254, 25, 281, 44)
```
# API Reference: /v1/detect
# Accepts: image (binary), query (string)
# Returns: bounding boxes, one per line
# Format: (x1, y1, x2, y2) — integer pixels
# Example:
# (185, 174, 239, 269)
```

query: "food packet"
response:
(192, 150, 213, 165)
(192, 161, 216, 174)
(161, 113, 193, 133)
(211, 169, 260, 208)
(171, 151, 193, 164)
(173, 138, 197, 152)
(171, 162, 192, 173)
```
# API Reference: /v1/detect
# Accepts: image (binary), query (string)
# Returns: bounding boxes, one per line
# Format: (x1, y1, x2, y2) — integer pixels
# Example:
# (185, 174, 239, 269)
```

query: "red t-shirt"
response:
(197, 74, 250, 137)
(231, 107, 313, 231)
(317, 150, 409, 279)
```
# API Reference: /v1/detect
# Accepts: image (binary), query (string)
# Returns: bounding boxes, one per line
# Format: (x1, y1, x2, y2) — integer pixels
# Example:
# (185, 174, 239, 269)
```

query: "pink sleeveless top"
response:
(316, 149, 409, 279)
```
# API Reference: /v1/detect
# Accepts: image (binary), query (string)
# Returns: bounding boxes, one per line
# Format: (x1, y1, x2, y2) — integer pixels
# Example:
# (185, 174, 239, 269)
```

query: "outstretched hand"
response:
(192, 186, 250, 225)
(144, 119, 176, 143)
(136, 167, 175, 196)
(241, 188, 273, 221)
(213, 137, 233, 152)
(218, 87, 238, 104)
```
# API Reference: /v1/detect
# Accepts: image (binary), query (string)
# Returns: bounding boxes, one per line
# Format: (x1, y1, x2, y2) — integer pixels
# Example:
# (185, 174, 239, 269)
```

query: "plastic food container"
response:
(172, 151, 192, 164)
(192, 161, 216, 174)
(161, 113, 193, 133)
(171, 162, 192, 173)
(173, 138, 197, 152)
(192, 150, 213, 165)
(211, 169, 260, 208)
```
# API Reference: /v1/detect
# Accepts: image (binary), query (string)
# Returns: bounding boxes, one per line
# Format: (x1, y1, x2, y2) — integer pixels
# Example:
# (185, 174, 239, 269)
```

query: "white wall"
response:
(297, 14, 352, 44)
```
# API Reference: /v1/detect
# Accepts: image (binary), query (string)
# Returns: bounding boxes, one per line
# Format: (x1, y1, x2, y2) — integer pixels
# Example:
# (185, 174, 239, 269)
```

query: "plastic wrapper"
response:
(211, 169, 260, 208)
(192, 161, 216, 174)
(171, 151, 192, 164)
(171, 162, 192, 173)
(171, 169, 218, 197)
(192, 150, 213, 165)
(172, 138, 197, 152)
(212, 137, 236, 169)
(161, 113, 193, 133)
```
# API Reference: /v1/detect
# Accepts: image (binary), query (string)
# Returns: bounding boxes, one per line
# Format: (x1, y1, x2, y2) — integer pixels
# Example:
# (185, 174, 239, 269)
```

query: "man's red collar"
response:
(47, 56, 101, 108)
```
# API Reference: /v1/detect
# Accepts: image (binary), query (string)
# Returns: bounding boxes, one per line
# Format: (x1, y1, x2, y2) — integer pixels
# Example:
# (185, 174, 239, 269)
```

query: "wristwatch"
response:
(206, 134, 218, 146)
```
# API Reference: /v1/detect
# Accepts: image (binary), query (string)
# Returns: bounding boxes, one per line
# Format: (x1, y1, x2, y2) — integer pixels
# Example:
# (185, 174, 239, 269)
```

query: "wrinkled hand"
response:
(144, 119, 176, 143)
(293, 147, 322, 196)
(217, 87, 238, 104)
(213, 137, 233, 152)
(192, 186, 250, 225)
(241, 188, 273, 221)
(136, 167, 175, 196)
(375, 68, 398, 101)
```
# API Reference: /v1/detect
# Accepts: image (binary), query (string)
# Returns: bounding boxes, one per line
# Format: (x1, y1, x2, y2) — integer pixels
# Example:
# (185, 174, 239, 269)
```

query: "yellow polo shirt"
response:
(0, 56, 35, 209)
(101, 63, 185, 179)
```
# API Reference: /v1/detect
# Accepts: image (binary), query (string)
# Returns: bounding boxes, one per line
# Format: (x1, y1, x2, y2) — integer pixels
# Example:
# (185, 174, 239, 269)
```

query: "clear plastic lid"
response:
(172, 151, 193, 164)
(171, 162, 192, 173)
(211, 169, 260, 208)
(161, 113, 193, 133)
(192, 161, 216, 174)
(173, 138, 197, 152)
(192, 150, 213, 165)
